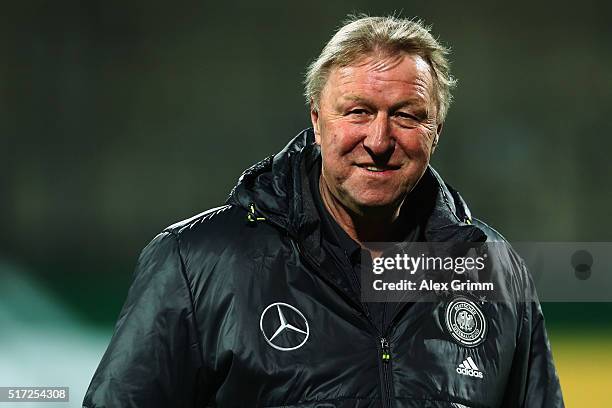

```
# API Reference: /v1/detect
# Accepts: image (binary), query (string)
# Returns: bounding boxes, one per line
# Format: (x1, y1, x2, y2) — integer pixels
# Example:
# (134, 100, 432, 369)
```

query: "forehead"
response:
(323, 52, 435, 105)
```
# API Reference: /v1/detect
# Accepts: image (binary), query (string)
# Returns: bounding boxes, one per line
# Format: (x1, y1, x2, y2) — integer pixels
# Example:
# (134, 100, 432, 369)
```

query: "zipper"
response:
(342, 245, 392, 408)
(379, 337, 392, 408)
(380, 337, 391, 363)
(354, 251, 393, 407)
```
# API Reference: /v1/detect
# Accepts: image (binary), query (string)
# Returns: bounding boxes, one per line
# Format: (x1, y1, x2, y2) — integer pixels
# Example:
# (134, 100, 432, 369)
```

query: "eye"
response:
(395, 111, 417, 120)
(347, 109, 369, 116)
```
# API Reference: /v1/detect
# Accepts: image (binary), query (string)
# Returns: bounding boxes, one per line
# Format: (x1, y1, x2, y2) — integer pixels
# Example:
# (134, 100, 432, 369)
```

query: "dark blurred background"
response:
(1, 1, 611, 406)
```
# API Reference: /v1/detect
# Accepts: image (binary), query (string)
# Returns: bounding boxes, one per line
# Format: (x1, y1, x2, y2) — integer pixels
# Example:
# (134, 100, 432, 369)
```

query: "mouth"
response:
(356, 164, 400, 173)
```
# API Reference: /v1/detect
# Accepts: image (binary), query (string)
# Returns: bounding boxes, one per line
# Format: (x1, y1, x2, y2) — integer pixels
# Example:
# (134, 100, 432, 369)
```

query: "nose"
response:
(363, 113, 394, 161)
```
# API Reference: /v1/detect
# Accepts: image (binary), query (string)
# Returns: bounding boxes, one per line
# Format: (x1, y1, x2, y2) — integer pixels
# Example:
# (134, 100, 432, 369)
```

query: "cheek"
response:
(321, 124, 361, 156)
(398, 131, 434, 159)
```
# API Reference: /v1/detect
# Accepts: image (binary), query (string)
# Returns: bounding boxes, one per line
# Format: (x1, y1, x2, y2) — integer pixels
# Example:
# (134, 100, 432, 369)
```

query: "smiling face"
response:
(310, 51, 441, 217)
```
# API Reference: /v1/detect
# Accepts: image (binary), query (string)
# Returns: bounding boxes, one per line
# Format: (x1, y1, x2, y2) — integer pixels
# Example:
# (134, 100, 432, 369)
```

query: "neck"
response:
(318, 175, 404, 247)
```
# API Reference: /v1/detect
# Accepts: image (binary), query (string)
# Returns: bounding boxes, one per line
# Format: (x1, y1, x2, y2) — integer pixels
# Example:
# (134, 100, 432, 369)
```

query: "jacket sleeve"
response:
(504, 263, 565, 408)
(83, 231, 206, 408)
(521, 297, 564, 407)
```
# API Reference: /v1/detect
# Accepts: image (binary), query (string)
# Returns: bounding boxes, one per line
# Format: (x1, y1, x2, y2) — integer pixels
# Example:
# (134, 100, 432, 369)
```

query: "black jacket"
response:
(84, 129, 564, 407)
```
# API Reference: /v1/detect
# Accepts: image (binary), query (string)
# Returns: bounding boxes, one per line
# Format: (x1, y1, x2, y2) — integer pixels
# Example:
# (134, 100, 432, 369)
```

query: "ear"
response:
(432, 123, 443, 154)
(309, 99, 321, 145)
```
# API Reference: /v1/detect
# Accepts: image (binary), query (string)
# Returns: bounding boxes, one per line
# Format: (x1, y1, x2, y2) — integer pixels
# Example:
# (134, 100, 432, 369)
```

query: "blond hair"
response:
(304, 15, 457, 123)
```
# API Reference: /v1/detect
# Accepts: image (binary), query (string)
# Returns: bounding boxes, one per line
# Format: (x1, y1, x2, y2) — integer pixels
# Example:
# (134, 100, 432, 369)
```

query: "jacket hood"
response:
(226, 128, 486, 244)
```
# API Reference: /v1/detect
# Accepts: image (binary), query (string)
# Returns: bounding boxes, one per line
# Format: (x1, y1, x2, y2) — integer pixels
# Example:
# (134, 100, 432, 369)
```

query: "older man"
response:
(84, 15, 564, 407)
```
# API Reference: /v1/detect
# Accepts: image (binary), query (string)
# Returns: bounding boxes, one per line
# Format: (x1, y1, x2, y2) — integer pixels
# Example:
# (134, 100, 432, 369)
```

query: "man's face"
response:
(310, 52, 441, 215)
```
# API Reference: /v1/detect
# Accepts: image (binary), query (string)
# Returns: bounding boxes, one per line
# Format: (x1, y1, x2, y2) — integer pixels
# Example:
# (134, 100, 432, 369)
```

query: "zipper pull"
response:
(247, 203, 266, 223)
(380, 337, 390, 363)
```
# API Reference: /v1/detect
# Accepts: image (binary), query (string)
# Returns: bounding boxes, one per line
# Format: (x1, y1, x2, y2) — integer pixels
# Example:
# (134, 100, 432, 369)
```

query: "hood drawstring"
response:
(247, 203, 266, 223)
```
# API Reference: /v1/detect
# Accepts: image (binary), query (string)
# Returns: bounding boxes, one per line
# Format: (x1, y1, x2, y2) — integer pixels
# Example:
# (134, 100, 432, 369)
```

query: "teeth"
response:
(365, 166, 385, 172)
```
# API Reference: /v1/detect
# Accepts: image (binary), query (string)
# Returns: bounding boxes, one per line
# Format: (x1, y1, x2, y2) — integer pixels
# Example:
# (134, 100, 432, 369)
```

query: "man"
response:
(84, 15, 564, 407)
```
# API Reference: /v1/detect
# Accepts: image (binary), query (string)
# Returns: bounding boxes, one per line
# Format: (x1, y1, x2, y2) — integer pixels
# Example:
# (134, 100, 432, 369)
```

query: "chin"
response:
(352, 195, 402, 212)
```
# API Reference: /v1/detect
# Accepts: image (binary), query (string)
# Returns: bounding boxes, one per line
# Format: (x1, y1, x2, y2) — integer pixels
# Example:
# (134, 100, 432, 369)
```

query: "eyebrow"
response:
(341, 95, 428, 110)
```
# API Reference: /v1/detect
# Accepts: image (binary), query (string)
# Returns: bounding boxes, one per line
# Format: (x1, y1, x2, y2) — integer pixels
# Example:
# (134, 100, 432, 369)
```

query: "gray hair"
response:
(304, 15, 457, 123)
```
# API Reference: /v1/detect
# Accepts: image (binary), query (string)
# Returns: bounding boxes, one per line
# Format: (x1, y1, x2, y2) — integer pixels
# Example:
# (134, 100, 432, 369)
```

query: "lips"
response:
(356, 163, 400, 172)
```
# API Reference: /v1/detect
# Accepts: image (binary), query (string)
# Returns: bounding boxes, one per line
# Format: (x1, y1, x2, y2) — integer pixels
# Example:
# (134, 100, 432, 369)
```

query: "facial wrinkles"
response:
(332, 55, 435, 115)
(362, 52, 405, 73)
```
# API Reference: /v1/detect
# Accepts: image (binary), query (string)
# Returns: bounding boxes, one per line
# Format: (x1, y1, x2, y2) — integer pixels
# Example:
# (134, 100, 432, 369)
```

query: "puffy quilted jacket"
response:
(83, 128, 564, 407)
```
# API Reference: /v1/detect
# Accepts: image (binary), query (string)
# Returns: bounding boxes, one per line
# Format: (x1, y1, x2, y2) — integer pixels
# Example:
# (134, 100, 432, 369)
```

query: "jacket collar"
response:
(226, 128, 486, 250)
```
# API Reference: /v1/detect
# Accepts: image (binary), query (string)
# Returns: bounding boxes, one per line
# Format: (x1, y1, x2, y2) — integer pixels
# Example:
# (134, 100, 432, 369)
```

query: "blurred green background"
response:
(1, 1, 611, 407)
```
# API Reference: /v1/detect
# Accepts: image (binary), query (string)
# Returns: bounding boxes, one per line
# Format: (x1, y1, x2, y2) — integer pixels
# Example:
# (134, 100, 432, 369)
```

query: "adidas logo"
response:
(456, 357, 484, 379)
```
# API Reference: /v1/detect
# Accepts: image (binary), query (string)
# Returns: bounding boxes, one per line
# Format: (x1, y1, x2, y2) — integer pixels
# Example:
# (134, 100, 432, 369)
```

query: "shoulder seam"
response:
(165, 204, 234, 235)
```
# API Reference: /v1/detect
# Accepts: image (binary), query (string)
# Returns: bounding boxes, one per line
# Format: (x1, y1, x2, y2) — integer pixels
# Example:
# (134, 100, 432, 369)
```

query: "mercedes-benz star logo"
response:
(259, 302, 309, 351)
